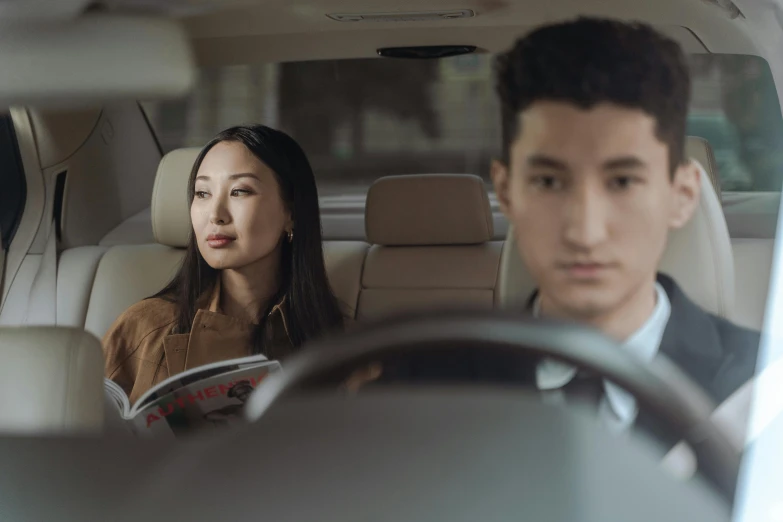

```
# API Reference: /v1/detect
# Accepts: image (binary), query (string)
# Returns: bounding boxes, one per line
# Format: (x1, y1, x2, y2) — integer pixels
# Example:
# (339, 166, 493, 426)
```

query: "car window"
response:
(142, 55, 501, 198)
(0, 113, 26, 250)
(142, 53, 783, 196)
(688, 54, 783, 192)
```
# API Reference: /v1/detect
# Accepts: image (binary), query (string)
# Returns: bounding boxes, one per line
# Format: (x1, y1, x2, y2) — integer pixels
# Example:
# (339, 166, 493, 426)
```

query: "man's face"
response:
(492, 101, 700, 321)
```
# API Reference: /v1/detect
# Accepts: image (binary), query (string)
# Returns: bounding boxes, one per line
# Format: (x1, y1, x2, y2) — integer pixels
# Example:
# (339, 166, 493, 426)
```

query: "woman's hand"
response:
(342, 363, 383, 393)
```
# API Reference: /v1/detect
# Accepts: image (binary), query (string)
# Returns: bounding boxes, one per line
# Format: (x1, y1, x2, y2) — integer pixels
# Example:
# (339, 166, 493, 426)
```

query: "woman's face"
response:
(191, 141, 292, 271)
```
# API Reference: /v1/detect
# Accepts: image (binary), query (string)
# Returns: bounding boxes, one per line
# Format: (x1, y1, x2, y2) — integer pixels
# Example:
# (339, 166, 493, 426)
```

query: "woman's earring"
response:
(287, 230, 294, 243)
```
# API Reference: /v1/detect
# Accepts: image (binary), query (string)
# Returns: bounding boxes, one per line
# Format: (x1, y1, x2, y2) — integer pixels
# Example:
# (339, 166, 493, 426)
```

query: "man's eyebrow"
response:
(526, 154, 568, 170)
(603, 156, 647, 170)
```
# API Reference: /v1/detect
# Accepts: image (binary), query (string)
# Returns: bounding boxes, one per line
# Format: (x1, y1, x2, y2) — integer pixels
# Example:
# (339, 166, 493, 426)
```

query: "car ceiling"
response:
(176, 0, 760, 65)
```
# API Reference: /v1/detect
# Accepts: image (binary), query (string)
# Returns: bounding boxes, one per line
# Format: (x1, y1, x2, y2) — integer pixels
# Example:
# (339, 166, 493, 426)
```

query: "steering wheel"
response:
(245, 310, 741, 501)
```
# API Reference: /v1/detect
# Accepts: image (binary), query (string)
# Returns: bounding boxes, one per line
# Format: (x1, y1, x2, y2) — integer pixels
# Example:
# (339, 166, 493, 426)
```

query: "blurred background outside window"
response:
(143, 53, 783, 196)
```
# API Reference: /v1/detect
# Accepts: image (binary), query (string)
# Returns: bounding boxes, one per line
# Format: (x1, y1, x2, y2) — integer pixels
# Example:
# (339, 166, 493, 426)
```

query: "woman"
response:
(103, 124, 345, 403)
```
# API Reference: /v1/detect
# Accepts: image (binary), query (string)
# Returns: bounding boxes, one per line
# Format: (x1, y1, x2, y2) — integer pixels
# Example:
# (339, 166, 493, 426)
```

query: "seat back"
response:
(497, 149, 734, 317)
(689, 134, 775, 330)
(359, 174, 502, 319)
(83, 147, 198, 338)
(0, 326, 104, 433)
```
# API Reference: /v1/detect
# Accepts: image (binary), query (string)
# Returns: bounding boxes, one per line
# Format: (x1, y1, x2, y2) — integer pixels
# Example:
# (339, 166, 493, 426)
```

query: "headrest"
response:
(497, 161, 734, 317)
(685, 136, 721, 195)
(366, 174, 494, 246)
(0, 327, 104, 434)
(152, 147, 200, 248)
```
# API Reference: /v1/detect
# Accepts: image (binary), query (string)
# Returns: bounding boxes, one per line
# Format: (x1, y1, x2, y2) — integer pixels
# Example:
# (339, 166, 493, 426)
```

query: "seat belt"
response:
(23, 218, 57, 325)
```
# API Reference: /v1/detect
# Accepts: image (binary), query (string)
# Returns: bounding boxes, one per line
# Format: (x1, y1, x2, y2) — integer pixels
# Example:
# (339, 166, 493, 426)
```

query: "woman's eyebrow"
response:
(195, 173, 261, 182)
(227, 173, 261, 181)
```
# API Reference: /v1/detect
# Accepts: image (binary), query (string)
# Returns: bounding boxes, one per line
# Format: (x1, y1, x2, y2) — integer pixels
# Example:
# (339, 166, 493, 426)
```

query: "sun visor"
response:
(0, 14, 195, 107)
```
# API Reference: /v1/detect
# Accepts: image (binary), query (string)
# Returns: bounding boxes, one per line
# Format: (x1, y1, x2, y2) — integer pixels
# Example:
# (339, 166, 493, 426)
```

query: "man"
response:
(490, 17, 759, 430)
(358, 19, 758, 439)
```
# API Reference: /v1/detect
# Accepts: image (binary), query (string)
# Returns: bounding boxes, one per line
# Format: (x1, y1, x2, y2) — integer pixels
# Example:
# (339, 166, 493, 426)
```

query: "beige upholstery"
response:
(659, 162, 734, 316)
(0, 327, 104, 433)
(77, 148, 200, 337)
(152, 147, 200, 248)
(324, 241, 369, 319)
(84, 244, 185, 338)
(366, 174, 493, 246)
(56, 246, 109, 328)
(80, 148, 195, 337)
(99, 207, 155, 246)
(732, 238, 774, 330)
(359, 243, 502, 318)
(28, 104, 162, 249)
(497, 161, 735, 318)
(28, 108, 102, 170)
(686, 136, 721, 195)
(359, 175, 501, 320)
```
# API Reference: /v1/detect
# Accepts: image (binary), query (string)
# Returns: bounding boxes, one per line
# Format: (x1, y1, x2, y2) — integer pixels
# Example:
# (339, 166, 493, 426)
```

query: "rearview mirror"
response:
(0, 14, 195, 106)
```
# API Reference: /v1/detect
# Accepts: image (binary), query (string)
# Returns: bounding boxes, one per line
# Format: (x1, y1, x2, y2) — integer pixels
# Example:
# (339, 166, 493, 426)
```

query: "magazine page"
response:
(104, 379, 131, 417)
(128, 362, 281, 439)
(131, 353, 272, 412)
(103, 381, 136, 436)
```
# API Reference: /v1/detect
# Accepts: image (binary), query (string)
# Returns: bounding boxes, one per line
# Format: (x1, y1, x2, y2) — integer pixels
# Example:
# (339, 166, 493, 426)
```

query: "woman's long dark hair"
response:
(152, 124, 344, 357)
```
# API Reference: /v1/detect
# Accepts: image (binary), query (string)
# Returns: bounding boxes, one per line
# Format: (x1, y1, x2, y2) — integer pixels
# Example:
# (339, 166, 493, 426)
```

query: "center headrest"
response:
(365, 174, 494, 246)
(685, 136, 721, 196)
(151, 147, 200, 248)
(497, 160, 735, 317)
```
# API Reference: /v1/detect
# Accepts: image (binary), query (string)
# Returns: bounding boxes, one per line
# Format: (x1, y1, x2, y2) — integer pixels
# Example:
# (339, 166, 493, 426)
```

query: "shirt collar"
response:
(535, 282, 672, 425)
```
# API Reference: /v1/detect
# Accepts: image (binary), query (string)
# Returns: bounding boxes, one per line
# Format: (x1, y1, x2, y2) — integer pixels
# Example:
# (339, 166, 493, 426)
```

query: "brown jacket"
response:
(103, 282, 292, 404)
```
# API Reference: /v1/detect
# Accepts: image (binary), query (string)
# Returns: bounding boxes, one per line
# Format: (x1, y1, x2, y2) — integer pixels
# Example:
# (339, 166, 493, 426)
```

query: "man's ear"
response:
(491, 159, 511, 217)
(669, 160, 702, 229)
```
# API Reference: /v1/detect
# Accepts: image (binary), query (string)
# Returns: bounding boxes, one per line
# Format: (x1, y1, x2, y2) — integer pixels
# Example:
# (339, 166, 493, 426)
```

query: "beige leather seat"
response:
(687, 136, 772, 329)
(359, 174, 502, 319)
(497, 148, 735, 318)
(0, 326, 104, 433)
(82, 148, 368, 339)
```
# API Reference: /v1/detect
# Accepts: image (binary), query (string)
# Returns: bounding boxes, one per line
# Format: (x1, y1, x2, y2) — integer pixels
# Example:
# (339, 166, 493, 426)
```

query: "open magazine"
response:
(104, 354, 281, 439)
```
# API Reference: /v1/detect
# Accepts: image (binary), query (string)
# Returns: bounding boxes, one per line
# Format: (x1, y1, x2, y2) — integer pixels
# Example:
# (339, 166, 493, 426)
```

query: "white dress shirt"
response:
(534, 283, 671, 432)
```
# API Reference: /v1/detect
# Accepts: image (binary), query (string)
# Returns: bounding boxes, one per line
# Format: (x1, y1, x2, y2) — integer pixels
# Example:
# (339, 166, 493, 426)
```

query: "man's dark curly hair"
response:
(495, 17, 691, 175)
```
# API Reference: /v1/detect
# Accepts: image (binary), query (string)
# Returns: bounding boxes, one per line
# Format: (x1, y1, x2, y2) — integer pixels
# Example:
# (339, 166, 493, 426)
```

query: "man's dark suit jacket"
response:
(654, 273, 759, 405)
(377, 273, 760, 410)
